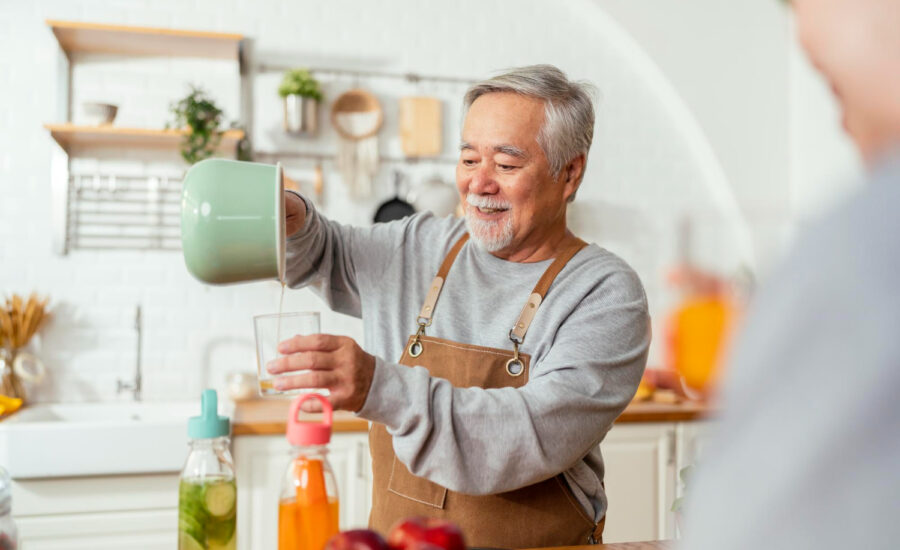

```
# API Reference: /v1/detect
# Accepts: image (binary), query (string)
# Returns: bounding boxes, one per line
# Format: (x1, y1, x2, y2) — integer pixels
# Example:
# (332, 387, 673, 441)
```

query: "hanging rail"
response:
(252, 150, 459, 166)
(254, 64, 477, 85)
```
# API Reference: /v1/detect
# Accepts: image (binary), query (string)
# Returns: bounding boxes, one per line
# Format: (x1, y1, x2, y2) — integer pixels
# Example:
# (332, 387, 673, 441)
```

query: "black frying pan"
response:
(374, 171, 416, 223)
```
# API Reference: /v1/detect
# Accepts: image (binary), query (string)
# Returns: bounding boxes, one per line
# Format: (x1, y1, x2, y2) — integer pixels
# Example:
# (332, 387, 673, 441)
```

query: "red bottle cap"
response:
(286, 393, 333, 446)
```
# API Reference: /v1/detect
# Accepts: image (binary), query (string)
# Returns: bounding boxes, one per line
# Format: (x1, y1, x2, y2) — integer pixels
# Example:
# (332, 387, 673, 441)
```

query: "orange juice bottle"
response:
(666, 288, 736, 394)
(279, 393, 340, 550)
(664, 219, 740, 397)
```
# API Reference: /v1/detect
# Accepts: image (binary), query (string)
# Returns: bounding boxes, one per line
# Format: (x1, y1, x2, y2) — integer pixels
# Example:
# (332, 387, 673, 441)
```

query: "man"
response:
(269, 65, 650, 547)
(683, 1, 900, 548)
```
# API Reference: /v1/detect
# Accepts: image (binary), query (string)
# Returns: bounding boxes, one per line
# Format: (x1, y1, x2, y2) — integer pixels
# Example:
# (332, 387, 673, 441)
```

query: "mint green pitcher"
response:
(181, 159, 285, 284)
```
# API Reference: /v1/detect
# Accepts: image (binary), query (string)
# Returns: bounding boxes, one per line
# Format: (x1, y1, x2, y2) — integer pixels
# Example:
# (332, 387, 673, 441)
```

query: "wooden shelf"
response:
(44, 123, 244, 151)
(47, 19, 242, 59)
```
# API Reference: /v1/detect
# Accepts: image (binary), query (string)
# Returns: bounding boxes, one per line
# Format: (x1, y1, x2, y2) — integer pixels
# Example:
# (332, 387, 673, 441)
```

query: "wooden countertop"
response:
(528, 542, 673, 550)
(232, 397, 711, 436)
(232, 398, 369, 436)
(530, 541, 673, 550)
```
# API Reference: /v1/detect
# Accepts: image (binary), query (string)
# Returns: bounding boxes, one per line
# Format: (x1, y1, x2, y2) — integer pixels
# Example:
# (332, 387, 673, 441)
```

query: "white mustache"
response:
(466, 195, 511, 210)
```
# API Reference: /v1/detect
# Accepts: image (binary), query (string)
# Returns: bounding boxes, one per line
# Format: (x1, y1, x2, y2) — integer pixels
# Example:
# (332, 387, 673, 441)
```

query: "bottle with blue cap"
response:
(179, 389, 236, 550)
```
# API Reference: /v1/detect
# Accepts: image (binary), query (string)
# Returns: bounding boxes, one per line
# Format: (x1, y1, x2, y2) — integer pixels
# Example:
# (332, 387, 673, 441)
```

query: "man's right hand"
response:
(285, 191, 306, 237)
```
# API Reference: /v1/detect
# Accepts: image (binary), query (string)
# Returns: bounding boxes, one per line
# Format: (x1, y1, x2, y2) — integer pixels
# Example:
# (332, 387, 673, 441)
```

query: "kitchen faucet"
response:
(116, 304, 142, 401)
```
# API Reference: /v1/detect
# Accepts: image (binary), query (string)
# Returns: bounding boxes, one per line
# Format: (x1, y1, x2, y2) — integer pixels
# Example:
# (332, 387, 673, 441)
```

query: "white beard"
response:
(464, 197, 515, 252)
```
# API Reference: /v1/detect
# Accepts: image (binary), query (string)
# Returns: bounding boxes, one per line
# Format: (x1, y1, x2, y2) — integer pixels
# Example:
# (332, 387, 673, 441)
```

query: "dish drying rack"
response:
(64, 172, 183, 251)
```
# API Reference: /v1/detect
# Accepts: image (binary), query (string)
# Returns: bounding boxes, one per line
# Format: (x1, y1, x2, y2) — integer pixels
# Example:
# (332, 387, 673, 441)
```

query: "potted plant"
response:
(278, 68, 323, 135)
(168, 85, 225, 165)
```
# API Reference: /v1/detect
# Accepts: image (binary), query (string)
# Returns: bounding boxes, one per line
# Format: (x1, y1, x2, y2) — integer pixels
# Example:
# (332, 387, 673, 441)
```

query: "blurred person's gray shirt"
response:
(682, 151, 900, 549)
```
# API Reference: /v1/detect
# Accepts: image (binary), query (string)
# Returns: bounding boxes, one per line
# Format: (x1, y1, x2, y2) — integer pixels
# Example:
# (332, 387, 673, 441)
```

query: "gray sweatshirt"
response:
(682, 152, 900, 549)
(285, 197, 651, 520)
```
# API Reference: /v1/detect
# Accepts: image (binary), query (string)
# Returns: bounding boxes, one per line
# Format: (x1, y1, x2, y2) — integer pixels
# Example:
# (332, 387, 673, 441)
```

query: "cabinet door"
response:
(672, 421, 713, 538)
(234, 433, 372, 550)
(599, 423, 677, 543)
(329, 432, 373, 529)
(16, 509, 176, 549)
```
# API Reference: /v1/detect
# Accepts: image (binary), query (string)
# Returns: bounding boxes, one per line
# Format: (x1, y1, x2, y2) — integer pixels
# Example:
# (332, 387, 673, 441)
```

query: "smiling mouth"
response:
(476, 206, 509, 215)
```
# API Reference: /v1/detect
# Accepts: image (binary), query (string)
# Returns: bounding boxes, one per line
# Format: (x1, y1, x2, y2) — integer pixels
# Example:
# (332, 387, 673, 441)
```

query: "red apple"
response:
(325, 529, 390, 550)
(387, 517, 466, 550)
(405, 542, 445, 550)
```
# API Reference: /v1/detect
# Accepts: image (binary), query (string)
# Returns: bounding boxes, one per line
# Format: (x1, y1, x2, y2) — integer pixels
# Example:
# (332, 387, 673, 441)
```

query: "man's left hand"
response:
(267, 334, 376, 412)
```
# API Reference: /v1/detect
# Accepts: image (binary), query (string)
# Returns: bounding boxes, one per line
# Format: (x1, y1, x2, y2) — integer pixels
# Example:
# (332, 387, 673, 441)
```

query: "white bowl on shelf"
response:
(81, 102, 118, 126)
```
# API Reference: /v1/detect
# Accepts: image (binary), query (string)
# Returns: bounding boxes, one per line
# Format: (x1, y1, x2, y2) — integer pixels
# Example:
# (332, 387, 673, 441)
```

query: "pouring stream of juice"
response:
(260, 281, 287, 396)
(276, 280, 285, 363)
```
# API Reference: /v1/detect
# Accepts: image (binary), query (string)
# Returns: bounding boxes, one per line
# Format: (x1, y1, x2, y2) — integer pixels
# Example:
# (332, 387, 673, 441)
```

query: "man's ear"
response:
(562, 154, 585, 200)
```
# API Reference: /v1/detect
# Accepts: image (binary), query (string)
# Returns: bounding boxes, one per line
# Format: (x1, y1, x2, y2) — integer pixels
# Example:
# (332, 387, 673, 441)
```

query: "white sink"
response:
(0, 400, 216, 479)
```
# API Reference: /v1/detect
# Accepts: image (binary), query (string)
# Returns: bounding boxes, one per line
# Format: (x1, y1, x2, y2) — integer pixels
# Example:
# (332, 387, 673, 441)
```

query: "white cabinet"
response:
(599, 421, 711, 543)
(233, 432, 372, 550)
(233, 423, 708, 547)
(600, 423, 677, 543)
(17, 510, 176, 550)
(12, 473, 179, 549)
(9, 421, 703, 549)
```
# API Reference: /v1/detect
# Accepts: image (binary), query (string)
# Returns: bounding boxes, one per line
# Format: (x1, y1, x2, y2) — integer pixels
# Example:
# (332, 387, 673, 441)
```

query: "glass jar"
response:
(179, 390, 236, 550)
(278, 393, 339, 550)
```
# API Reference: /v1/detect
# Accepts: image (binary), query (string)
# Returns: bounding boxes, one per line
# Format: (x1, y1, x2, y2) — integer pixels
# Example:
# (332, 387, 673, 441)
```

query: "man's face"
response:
(456, 92, 577, 258)
(794, 0, 900, 164)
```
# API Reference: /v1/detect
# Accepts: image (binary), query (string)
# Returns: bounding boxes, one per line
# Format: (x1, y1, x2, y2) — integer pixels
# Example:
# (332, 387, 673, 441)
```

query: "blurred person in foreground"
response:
(682, 0, 900, 548)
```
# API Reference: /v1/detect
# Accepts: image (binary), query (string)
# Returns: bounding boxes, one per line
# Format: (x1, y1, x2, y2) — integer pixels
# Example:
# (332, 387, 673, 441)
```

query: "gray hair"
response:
(462, 64, 596, 196)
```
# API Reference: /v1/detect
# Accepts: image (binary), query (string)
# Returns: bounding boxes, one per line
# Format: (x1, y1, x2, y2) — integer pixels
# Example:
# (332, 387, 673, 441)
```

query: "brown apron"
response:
(369, 234, 606, 547)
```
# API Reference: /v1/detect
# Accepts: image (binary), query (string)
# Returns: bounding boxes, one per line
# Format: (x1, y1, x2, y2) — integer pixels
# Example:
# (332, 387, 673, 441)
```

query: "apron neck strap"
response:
(417, 233, 470, 326)
(509, 237, 588, 344)
(438, 233, 470, 280)
(417, 233, 588, 345)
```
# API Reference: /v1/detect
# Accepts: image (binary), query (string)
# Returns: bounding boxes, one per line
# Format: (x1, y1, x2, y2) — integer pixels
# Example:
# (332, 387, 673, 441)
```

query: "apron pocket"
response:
(387, 456, 448, 509)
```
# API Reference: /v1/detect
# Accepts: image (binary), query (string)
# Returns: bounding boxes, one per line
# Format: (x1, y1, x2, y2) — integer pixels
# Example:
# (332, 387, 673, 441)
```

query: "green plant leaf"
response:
(169, 85, 225, 165)
(278, 68, 323, 101)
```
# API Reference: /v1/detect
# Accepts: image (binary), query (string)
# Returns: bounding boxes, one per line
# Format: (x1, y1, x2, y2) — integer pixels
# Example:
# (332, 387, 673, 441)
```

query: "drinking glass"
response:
(254, 311, 321, 396)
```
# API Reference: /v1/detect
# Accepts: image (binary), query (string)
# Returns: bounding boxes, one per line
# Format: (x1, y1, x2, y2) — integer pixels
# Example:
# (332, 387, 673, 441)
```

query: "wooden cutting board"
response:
(399, 96, 442, 157)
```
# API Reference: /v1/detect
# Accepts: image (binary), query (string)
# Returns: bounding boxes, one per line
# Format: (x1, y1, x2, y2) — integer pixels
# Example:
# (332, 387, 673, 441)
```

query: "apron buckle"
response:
(409, 322, 428, 358)
(505, 338, 525, 377)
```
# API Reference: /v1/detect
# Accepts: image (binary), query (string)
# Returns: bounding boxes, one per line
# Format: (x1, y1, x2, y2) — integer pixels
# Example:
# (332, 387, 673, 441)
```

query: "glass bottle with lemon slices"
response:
(179, 390, 236, 550)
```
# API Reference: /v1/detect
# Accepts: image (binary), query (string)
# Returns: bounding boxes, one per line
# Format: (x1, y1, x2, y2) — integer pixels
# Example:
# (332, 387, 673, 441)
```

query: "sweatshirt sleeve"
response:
(284, 193, 413, 318)
(356, 267, 651, 494)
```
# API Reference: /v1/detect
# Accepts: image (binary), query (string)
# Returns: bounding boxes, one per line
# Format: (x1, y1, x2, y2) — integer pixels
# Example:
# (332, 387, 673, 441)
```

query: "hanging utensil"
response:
(373, 171, 416, 223)
(399, 96, 442, 157)
(330, 89, 383, 140)
(331, 89, 383, 200)
(407, 174, 460, 218)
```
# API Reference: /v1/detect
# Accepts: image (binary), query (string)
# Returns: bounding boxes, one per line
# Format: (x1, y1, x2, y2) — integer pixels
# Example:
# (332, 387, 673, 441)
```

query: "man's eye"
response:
(461, 159, 477, 167)
(498, 164, 517, 171)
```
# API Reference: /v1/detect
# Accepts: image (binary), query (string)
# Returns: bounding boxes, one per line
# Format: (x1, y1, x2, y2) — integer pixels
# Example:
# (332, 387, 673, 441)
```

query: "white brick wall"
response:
(1, 0, 802, 404)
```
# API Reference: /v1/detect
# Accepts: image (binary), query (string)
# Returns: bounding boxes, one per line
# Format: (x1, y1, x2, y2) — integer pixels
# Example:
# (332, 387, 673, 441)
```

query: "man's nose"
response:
(469, 164, 498, 195)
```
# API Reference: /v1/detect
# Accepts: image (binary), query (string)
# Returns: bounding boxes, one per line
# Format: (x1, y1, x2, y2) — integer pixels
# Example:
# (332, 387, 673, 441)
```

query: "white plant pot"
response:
(282, 95, 319, 135)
